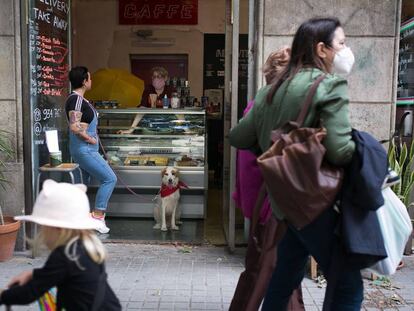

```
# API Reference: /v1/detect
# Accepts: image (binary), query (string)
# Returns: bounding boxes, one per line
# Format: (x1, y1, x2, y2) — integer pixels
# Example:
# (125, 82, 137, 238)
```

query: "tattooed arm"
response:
(68, 110, 97, 144)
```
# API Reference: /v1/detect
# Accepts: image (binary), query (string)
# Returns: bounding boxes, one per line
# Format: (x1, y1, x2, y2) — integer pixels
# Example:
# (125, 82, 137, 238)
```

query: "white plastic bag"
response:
(369, 187, 413, 275)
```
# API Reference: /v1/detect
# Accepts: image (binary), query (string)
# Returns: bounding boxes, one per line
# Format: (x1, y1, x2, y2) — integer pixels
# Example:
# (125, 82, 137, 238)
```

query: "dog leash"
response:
(99, 139, 158, 203)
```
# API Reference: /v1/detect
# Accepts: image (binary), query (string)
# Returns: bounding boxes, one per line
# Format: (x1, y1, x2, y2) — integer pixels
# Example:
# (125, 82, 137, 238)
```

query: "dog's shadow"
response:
(155, 227, 181, 241)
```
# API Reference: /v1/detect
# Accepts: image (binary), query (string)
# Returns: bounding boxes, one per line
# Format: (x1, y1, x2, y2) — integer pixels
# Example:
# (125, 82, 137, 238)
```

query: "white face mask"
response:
(332, 47, 355, 76)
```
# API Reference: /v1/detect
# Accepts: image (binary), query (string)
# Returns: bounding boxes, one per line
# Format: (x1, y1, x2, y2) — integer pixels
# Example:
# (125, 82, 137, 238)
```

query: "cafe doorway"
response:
(70, 0, 252, 248)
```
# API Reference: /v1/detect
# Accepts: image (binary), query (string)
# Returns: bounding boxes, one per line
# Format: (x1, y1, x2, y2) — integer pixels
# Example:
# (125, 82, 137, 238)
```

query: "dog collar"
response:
(160, 181, 188, 197)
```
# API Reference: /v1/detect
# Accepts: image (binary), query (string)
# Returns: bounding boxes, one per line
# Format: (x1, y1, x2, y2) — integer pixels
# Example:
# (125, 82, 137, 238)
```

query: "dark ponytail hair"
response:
(266, 17, 341, 104)
(69, 66, 89, 89)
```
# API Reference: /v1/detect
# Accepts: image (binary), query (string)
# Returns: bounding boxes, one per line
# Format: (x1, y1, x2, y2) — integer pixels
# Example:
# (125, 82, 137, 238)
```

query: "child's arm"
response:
(0, 248, 67, 306)
(8, 271, 33, 287)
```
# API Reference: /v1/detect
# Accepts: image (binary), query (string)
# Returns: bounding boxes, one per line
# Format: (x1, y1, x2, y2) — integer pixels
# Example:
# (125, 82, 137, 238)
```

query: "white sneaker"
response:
(91, 213, 110, 234)
(95, 218, 110, 234)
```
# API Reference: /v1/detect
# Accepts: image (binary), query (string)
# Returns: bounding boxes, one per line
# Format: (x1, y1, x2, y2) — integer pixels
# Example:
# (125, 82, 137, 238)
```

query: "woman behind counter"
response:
(140, 66, 172, 107)
(118, 66, 172, 135)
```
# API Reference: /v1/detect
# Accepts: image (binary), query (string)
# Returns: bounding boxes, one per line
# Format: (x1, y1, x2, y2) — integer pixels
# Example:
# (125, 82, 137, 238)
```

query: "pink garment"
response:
(232, 100, 272, 224)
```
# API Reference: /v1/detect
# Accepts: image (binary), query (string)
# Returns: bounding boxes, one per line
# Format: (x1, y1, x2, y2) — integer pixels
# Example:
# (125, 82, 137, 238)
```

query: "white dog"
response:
(153, 167, 187, 231)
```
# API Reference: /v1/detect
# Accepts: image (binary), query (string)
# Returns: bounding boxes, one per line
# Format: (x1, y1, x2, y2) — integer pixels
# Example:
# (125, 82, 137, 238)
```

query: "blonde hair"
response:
(151, 66, 168, 78)
(33, 226, 106, 266)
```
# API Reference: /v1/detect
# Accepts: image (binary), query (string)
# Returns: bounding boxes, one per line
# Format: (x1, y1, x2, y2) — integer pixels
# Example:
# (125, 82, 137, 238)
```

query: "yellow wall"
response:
(72, 0, 249, 99)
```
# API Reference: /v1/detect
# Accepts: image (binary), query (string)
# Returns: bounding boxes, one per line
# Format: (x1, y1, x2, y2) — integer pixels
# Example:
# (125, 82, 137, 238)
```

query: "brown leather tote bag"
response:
(257, 75, 343, 230)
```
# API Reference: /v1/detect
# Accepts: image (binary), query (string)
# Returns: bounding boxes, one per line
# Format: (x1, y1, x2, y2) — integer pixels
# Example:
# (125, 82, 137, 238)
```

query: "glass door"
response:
(222, 0, 240, 252)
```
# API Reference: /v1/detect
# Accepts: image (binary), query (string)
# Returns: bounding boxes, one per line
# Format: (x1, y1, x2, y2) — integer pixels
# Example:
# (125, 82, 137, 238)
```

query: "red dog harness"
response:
(160, 181, 188, 198)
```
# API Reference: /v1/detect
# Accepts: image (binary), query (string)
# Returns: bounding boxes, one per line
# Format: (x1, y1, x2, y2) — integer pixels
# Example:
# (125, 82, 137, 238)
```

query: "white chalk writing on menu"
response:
(29, 0, 70, 165)
(29, 18, 69, 97)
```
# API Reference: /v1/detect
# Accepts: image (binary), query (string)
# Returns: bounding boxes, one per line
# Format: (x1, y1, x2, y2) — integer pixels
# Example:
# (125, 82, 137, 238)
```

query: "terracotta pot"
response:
(0, 216, 21, 262)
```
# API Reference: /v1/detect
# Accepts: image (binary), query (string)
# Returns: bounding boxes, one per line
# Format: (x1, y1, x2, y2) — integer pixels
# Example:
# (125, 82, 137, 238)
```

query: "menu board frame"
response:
(24, 0, 71, 204)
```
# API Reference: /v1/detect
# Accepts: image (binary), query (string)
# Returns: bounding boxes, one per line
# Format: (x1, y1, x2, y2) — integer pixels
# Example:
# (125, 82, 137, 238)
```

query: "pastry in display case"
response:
(89, 108, 207, 219)
(176, 155, 199, 167)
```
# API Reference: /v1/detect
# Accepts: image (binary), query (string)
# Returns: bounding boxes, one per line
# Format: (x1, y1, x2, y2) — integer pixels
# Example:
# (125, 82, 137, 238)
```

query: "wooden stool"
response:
(32, 163, 83, 258)
(36, 163, 83, 195)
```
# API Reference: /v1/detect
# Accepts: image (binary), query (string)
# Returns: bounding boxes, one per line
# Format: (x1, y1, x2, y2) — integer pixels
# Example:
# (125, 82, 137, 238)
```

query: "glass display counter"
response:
(90, 108, 207, 218)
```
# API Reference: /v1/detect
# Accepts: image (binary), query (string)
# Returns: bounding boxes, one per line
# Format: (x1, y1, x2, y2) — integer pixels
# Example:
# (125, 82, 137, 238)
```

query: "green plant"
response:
(0, 129, 13, 189)
(388, 139, 414, 208)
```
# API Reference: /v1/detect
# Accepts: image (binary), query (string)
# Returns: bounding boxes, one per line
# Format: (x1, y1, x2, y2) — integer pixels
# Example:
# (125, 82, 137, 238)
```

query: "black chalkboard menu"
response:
(203, 34, 248, 119)
(397, 17, 414, 105)
(28, 0, 70, 172)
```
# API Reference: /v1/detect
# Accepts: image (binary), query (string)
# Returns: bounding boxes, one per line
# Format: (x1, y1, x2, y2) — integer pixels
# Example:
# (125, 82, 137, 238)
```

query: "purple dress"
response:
(232, 100, 272, 224)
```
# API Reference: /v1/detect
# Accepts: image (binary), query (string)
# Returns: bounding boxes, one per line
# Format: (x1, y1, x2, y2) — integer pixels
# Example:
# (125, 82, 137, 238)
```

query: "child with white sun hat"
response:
(0, 179, 121, 310)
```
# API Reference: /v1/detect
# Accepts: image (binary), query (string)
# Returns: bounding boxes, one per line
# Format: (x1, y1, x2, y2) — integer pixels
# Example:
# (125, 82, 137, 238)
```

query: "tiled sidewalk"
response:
(0, 243, 413, 310)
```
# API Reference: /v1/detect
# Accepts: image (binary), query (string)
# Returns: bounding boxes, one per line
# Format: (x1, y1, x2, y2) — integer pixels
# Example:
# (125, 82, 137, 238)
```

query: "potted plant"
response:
(0, 129, 21, 261)
(388, 139, 414, 255)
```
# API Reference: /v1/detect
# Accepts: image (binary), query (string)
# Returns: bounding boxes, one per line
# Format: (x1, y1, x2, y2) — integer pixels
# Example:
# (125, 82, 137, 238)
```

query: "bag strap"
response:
(251, 184, 266, 236)
(251, 184, 268, 252)
(296, 75, 326, 127)
(251, 185, 288, 252)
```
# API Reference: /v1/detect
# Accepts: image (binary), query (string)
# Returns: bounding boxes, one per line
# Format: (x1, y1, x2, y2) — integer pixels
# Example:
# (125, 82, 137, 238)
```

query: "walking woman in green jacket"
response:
(229, 17, 362, 310)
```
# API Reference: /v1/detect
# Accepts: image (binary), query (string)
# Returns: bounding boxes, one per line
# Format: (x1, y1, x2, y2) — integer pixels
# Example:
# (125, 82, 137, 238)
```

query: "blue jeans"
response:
(262, 208, 363, 311)
(71, 143, 117, 212)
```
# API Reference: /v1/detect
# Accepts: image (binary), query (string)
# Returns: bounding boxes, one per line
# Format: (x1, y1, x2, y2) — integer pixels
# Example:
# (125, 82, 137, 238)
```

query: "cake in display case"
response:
(89, 108, 207, 218)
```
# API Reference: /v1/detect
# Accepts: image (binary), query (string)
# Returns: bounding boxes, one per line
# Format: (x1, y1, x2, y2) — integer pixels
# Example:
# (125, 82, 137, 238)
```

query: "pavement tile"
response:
(159, 302, 174, 308)
(205, 303, 223, 310)
(191, 295, 207, 303)
(174, 296, 191, 303)
(146, 295, 161, 302)
(142, 301, 160, 308)
(192, 286, 207, 291)
(191, 302, 206, 309)
(127, 301, 143, 308)
(160, 295, 176, 302)
(173, 302, 190, 309)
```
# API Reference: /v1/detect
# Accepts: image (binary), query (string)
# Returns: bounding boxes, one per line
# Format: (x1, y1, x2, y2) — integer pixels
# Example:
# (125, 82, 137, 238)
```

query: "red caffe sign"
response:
(119, 0, 198, 25)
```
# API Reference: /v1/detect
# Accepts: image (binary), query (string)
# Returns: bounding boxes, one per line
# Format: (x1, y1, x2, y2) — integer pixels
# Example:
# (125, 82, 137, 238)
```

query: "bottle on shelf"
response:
(171, 92, 180, 109)
(194, 97, 201, 108)
(184, 80, 190, 97)
(162, 94, 169, 109)
(171, 77, 178, 90)
(189, 96, 195, 107)
(156, 97, 163, 108)
(201, 96, 209, 109)
(176, 86, 182, 98)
